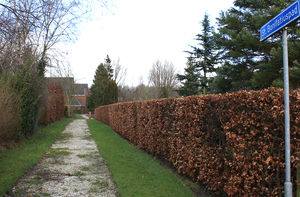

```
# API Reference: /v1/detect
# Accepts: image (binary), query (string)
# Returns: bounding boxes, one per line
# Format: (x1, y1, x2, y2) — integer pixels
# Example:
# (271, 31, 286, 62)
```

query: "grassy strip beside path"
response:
(0, 118, 74, 196)
(88, 119, 201, 197)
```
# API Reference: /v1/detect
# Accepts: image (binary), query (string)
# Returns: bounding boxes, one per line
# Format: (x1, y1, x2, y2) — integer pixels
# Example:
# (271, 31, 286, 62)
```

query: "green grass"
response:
(88, 119, 200, 197)
(77, 153, 92, 158)
(80, 166, 90, 171)
(75, 170, 85, 176)
(46, 149, 71, 158)
(0, 118, 74, 196)
(74, 114, 84, 119)
(56, 133, 73, 141)
(92, 180, 108, 188)
(26, 177, 42, 185)
(89, 186, 100, 193)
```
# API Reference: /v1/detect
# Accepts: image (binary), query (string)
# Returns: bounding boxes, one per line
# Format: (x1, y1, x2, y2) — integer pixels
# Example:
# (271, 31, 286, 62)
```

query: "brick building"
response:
(47, 77, 89, 113)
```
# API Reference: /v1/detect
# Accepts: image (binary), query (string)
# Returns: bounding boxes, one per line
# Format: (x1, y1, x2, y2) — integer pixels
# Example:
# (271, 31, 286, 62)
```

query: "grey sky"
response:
(66, 0, 234, 87)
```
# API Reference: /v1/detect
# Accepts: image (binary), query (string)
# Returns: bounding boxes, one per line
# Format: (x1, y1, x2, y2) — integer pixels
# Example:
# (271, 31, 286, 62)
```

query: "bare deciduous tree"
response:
(118, 83, 160, 102)
(112, 58, 127, 86)
(50, 60, 77, 106)
(148, 60, 178, 98)
(0, 0, 109, 73)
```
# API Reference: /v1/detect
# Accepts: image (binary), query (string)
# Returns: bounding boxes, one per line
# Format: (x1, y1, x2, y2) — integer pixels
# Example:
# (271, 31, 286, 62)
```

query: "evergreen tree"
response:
(212, 0, 300, 93)
(103, 79, 118, 105)
(186, 13, 217, 94)
(104, 55, 114, 79)
(90, 64, 108, 109)
(88, 59, 118, 111)
(177, 57, 200, 96)
(87, 91, 95, 112)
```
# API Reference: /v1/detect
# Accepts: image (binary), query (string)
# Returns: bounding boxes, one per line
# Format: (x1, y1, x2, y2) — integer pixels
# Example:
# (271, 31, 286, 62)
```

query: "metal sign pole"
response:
(282, 27, 292, 197)
(259, 1, 299, 196)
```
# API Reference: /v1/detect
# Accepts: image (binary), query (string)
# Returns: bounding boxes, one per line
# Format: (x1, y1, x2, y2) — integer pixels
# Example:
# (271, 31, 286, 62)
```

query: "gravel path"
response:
(9, 118, 117, 197)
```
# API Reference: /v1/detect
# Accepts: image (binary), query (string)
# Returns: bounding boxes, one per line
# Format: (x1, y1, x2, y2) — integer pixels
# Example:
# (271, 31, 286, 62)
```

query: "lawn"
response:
(88, 119, 202, 197)
(0, 117, 74, 196)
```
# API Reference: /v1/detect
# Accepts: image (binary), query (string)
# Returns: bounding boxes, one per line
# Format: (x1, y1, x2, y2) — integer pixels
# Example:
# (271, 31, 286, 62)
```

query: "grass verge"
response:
(88, 119, 201, 197)
(74, 114, 84, 119)
(0, 118, 74, 196)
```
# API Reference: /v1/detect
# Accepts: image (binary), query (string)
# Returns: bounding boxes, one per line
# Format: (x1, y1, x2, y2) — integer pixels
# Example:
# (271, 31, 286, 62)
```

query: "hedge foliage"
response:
(0, 76, 20, 144)
(0, 64, 42, 139)
(39, 83, 64, 124)
(13, 65, 42, 137)
(95, 88, 300, 196)
(0, 62, 65, 145)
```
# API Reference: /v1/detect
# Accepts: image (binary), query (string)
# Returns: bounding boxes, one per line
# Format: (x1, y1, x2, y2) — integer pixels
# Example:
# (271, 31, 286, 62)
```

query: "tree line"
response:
(89, 0, 300, 111)
(87, 55, 179, 111)
(178, 0, 299, 96)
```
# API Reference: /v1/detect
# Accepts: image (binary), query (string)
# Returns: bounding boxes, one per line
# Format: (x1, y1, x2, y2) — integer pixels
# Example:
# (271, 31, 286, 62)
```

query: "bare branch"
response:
(148, 60, 178, 98)
(0, 0, 108, 72)
(112, 58, 127, 86)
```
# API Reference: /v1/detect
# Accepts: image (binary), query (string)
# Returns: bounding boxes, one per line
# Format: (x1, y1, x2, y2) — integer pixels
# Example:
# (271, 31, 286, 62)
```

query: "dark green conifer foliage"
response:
(104, 55, 114, 80)
(177, 57, 200, 96)
(213, 0, 300, 93)
(186, 13, 217, 94)
(88, 56, 118, 111)
(90, 64, 108, 108)
(103, 79, 118, 105)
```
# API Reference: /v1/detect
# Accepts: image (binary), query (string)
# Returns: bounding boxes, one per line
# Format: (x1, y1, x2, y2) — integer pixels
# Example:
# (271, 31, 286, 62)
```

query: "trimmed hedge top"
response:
(95, 88, 300, 196)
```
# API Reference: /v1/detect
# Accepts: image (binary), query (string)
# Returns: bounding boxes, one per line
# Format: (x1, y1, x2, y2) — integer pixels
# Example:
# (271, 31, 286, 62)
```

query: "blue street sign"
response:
(260, 0, 300, 41)
(260, 2, 300, 196)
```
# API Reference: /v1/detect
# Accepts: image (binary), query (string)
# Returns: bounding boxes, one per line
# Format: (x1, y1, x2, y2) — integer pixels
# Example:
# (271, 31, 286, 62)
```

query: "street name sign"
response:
(260, 0, 300, 41)
(260, 1, 300, 197)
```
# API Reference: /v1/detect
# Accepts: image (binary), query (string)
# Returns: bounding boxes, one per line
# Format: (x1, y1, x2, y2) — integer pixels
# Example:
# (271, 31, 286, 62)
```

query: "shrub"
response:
(0, 77, 20, 145)
(13, 64, 43, 137)
(0, 62, 44, 139)
(95, 88, 300, 196)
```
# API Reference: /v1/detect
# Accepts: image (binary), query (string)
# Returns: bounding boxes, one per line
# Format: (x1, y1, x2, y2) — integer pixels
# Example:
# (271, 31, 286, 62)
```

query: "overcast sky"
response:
(66, 0, 234, 87)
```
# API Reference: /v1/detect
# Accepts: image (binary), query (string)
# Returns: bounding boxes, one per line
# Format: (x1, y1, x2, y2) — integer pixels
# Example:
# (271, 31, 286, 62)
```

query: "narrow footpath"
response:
(9, 117, 117, 196)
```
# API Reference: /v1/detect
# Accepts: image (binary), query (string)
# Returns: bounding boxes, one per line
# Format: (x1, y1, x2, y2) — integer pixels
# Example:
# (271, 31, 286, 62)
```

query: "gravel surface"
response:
(9, 118, 117, 197)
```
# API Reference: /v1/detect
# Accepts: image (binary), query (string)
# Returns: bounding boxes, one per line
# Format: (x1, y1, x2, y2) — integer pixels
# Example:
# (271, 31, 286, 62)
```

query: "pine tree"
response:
(102, 79, 118, 105)
(186, 13, 217, 94)
(89, 63, 109, 109)
(104, 55, 113, 79)
(212, 0, 300, 93)
(88, 59, 118, 111)
(177, 57, 200, 96)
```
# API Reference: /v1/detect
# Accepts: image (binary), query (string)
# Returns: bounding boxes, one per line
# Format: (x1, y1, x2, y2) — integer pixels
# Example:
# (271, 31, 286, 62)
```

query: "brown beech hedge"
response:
(95, 88, 300, 196)
(39, 83, 64, 124)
